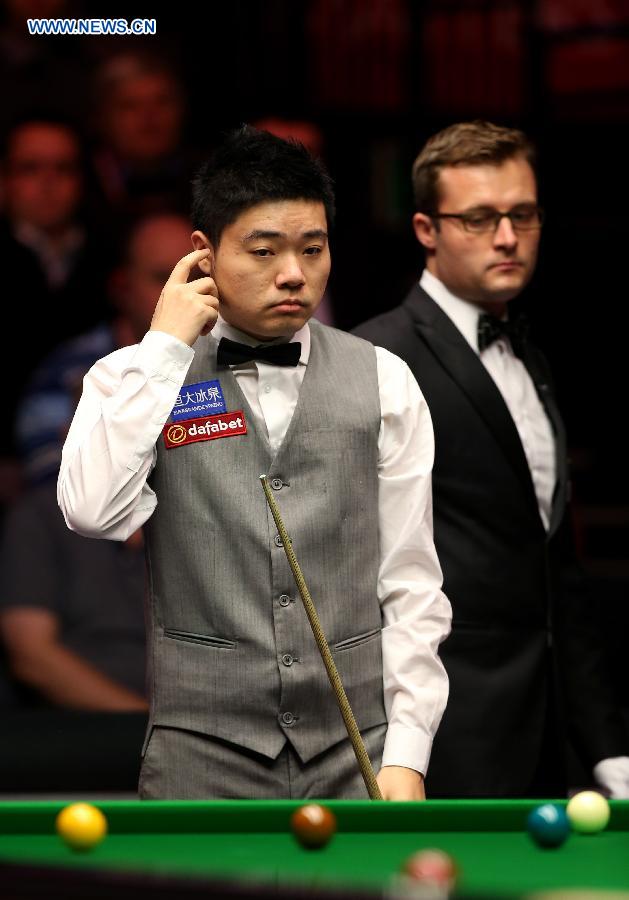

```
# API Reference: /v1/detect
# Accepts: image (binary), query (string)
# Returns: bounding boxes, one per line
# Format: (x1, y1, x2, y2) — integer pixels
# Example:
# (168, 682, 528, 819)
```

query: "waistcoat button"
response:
(279, 595, 291, 607)
(281, 711, 295, 726)
(274, 534, 283, 547)
(271, 478, 283, 491)
(281, 654, 294, 666)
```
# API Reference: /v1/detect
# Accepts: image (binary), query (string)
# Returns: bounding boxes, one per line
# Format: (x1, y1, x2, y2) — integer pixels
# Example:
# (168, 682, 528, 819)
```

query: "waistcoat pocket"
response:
(163, 628, 237, 649)
(333, 628, 380, 651)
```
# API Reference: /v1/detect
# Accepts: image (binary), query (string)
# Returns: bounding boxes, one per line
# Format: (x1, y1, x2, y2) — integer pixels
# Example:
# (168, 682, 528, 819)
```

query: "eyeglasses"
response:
(430, 205, 544, 234)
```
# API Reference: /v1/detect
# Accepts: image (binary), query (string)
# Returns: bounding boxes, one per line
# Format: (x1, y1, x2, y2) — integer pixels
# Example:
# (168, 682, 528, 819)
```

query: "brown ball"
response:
(290, 804, 337, 849)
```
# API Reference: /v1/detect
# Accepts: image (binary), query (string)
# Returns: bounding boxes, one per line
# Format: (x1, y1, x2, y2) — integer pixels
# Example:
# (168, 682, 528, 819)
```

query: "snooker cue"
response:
(260, 475, 383, 801)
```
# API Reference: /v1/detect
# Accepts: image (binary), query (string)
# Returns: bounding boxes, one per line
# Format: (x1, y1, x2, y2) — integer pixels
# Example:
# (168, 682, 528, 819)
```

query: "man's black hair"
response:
(191, 125, 335, 246)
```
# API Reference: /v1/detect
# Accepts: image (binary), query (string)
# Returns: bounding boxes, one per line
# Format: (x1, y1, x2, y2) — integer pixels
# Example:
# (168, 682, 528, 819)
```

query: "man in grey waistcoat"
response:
(58, 126, 451, 800)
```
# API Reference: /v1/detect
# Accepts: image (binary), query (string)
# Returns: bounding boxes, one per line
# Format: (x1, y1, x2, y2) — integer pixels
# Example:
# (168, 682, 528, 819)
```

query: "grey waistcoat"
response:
(144, 321, 386, 762)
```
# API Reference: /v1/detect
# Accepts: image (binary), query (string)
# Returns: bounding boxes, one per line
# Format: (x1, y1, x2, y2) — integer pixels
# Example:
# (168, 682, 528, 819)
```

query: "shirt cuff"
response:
(131, 331, 195, 382)
(593, 756, 629, 799)
(381, 722, 433, 777)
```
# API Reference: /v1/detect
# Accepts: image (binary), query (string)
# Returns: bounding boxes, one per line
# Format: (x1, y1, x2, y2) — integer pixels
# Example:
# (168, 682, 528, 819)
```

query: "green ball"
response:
(566, 791, 610, 834)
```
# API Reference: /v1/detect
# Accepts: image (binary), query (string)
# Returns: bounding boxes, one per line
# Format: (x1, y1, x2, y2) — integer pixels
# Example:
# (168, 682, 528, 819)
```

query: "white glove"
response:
(593, 756, 629, 799)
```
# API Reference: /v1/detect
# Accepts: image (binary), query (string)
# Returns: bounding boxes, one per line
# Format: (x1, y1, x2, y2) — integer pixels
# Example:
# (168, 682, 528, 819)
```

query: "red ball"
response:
(290, 804, 337, 849)
(402, 849, 457, 888)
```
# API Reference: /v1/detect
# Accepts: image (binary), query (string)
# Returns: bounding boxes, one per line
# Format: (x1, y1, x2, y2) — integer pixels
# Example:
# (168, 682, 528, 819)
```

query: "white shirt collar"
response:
(212, 314, 310, 365)
(419, 269, 482, 354)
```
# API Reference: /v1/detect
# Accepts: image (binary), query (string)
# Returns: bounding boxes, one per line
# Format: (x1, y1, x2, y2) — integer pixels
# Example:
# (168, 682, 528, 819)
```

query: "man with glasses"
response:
(354, 120, 629, 799)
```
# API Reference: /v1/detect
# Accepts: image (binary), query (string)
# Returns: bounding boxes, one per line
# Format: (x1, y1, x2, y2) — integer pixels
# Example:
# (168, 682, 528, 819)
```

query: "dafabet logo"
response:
(163, 411, 247, 449)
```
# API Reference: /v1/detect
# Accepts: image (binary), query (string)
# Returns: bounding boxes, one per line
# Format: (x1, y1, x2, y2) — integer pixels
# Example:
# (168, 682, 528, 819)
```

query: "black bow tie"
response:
(216, 337, 301, 367)
(477, 313, 529, 356)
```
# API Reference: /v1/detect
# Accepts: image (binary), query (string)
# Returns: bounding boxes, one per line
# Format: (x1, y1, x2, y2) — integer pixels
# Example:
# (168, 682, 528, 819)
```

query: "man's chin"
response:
(483, 273, 529, 304)
(265, 307, 312, 334)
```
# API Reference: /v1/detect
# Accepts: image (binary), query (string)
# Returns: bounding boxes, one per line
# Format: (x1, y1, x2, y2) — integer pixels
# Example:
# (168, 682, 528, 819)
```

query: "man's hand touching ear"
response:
(150, 248, 219, 347)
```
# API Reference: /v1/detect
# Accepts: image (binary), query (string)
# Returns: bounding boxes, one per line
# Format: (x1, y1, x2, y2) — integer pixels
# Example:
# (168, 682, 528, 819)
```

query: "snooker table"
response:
(0, 799, 628, 899)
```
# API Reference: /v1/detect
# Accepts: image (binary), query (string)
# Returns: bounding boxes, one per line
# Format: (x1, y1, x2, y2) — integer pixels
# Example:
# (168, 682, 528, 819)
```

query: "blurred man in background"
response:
(0, 116, 110, 501)
(0, 213, 189, 714)
(15, 212, 192, 484)
(91, 52, 195, 221)
(0, 117, 110, 340)
(0, 488, 147, 711)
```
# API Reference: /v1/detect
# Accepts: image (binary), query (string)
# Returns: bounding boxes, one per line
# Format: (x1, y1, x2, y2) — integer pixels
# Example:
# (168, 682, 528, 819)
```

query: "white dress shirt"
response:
(420, 270, 629, 798)
(58, 316, 451, 776)
(421, 269, 556, 530)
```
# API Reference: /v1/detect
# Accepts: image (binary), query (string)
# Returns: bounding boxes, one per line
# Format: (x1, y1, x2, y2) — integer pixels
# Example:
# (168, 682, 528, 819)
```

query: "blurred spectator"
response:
(0, 213, 185, 714)
(0, 115, 109, 501)
(90, 51, 196, 222)
(15, 212, 193, 483)
(0, 481, 147, 710)
(0, 116, 111, 347)
(253, 116, 335, 326)
(1, 178, 154, 706)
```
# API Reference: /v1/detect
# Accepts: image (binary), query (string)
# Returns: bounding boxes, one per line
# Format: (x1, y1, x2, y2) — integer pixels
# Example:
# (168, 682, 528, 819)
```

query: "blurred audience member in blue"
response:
(0, 482, 147, 710)
(15, 213, 193, 484)
(90, 52, 195, 222)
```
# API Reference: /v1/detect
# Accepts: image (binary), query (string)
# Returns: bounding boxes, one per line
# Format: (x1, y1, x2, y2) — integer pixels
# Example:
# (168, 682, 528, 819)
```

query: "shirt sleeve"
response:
(57, 331, 194, 541)
(374, 346, 452, 776)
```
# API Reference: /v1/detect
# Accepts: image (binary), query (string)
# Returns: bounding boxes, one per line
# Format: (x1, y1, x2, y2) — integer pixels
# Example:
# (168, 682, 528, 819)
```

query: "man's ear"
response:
(191, 230, 214, 274)
(412, 213, 438, 251)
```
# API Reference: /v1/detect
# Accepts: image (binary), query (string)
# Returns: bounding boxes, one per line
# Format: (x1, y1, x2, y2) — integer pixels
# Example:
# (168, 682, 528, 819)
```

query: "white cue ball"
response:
(566, 790, 611, 834)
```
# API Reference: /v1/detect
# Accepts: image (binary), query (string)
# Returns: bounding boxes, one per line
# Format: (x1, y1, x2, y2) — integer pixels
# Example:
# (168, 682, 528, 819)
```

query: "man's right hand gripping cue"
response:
(150, 248, 219, 347)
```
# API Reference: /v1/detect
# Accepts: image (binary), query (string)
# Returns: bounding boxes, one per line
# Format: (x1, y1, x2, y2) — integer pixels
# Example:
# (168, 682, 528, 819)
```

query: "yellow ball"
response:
(566, 790, 611, 834)
(55, 802, 108, 851)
